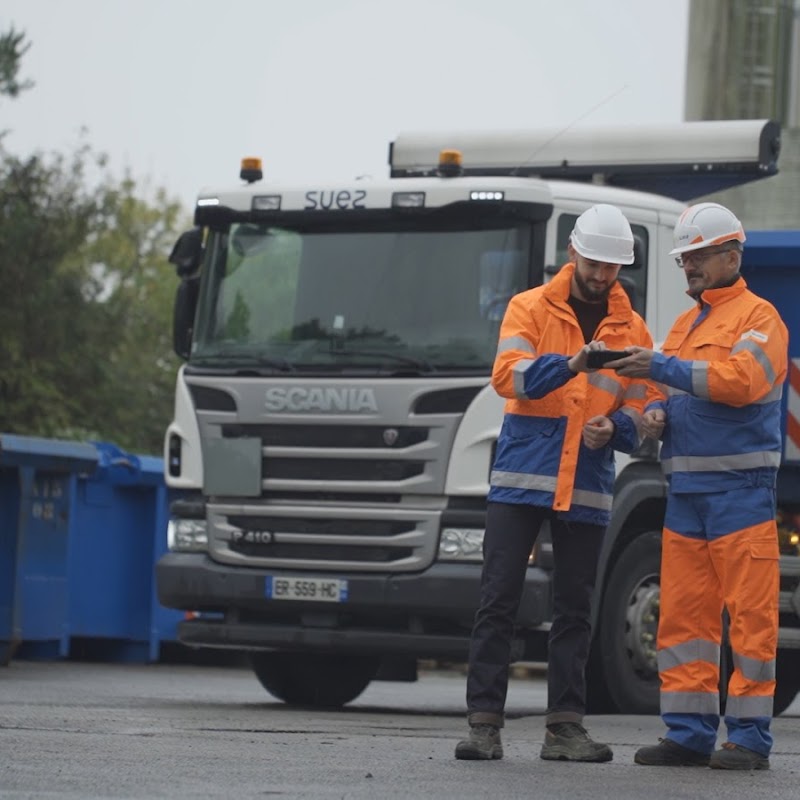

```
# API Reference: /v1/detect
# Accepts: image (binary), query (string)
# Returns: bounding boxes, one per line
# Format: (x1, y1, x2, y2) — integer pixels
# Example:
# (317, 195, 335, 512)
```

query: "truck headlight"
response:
(438, 527, 484, 562)
(777, 509, 800, 556)
(168, 518, 208, 552)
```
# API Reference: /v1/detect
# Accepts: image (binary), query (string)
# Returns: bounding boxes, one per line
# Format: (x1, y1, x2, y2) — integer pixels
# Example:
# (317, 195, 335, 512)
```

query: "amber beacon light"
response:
(437, 148, 464, 177)
(240, 157, 263, 183)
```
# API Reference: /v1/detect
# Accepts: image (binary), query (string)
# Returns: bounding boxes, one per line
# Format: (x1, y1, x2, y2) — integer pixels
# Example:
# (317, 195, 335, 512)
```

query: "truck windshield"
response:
(190, 216, 534, 374)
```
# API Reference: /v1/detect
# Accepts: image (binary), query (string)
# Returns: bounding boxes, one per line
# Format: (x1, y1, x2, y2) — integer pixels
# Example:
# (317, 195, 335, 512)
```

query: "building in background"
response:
(685, 0, 800, 227)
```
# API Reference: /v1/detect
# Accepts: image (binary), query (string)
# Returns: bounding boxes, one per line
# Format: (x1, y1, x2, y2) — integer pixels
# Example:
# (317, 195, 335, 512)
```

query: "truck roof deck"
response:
(742, 230, 800, 268)
(390, 119, 780, 201)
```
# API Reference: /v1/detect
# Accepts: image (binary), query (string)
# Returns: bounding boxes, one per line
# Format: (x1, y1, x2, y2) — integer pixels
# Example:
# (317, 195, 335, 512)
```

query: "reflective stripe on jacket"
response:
(647, 277, 788, 493)
(488, 262, 654, 525)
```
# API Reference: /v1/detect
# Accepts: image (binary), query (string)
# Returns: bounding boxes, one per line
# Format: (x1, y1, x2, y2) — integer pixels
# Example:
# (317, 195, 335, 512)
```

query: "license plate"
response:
(265, 576, 348, 602)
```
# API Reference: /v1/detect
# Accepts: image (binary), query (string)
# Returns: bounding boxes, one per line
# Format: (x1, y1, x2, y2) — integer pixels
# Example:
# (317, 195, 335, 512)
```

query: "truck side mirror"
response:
(169, 227, 204, 277)
(631, 233, 645, 270)
(617, 275, 637, 304)
(173, 276, 200, 360)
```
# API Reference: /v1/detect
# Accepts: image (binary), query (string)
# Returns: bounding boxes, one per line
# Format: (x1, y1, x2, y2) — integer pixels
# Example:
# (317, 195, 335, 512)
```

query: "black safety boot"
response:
(454, 723, 503, 760)
(540, 722, 613, 762)
(634, 738, 710, 766)
(709, 742, 769, 770)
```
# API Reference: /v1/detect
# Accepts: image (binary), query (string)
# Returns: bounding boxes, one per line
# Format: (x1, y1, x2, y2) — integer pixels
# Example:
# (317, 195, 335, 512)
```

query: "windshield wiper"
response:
(330, 348, 436, 373)
(192, 353, 295, 372)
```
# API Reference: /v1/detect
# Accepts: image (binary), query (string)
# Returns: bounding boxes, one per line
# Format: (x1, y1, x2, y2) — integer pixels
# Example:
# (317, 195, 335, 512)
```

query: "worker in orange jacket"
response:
(455, 204, 654, 763)
(613, 202, 788, 771)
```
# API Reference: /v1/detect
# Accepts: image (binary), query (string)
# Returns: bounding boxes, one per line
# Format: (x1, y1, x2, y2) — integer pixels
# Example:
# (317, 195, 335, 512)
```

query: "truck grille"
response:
(264, 458, 425, 482)
(229, 542, 413, 562)
(207, 505, 440, 572)
(779, 555, 800, 649)
(227, 515, 410, 537)
(223, 423, 428, 449)
(217, 419, 445, 496)
(192, 376, 490, 572)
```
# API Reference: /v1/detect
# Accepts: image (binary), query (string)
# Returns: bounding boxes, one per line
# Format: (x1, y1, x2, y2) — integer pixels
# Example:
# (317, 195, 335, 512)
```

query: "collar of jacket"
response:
(692, 275, 748, 308)
(544, 261, 634, 321)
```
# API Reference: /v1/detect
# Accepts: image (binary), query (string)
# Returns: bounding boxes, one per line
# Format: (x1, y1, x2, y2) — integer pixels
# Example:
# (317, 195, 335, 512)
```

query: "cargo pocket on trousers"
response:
(748, 538, 780, 561)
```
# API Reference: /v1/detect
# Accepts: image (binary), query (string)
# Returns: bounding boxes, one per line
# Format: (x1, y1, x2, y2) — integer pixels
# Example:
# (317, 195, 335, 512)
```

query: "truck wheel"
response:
(593, 531, 799, 717)
(774, 650, 800, 716)
(592, 531, 661, 713)
(250, 652, 380, 708)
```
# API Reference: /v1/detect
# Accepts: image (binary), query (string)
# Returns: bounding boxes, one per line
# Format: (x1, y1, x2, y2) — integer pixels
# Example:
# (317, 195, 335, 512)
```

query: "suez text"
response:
(304, 190, 367, 210)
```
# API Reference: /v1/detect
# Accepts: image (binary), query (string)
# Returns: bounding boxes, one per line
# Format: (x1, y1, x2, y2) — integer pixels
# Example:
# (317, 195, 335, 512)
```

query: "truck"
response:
(155, 118, 800, 715)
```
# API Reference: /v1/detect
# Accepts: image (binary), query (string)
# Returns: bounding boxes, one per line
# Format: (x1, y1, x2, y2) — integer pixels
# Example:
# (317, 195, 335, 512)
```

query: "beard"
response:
(574, 269, 614, 302)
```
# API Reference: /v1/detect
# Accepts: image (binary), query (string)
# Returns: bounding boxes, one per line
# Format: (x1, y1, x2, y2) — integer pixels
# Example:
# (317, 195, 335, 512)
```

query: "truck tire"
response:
(774, 650, 800, 717)
(250, 652, 380, 708)
(592, 531, 661, 713)
(592, 532, 791, 717)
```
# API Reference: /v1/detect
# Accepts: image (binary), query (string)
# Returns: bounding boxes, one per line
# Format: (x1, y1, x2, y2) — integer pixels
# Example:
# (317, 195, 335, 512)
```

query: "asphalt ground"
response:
(1, 660, 798, 799)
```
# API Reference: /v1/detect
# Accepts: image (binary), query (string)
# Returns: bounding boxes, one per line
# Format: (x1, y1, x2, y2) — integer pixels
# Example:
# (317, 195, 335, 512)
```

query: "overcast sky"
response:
(2, 0, 690, 212)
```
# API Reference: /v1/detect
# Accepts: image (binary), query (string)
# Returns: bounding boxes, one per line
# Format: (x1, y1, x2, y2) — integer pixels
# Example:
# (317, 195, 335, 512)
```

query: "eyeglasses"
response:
(674, 245, 740, 269)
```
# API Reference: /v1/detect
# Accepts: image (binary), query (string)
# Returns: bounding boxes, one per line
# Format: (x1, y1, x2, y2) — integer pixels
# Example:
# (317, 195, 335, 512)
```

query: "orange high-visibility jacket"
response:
(488, 263, 653, 525)
(646, 277, 788, 493)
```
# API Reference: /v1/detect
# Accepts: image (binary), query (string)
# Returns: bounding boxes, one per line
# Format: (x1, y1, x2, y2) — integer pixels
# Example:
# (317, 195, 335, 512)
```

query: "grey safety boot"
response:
(540, 722, 613, 762)
(709, 742, 769, 770)
(455, 723, 503, 760)
(634, 738, 710, 766)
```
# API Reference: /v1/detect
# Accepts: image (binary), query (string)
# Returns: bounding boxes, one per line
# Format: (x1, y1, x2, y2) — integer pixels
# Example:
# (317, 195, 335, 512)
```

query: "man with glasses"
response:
(611, 202, 788, 771)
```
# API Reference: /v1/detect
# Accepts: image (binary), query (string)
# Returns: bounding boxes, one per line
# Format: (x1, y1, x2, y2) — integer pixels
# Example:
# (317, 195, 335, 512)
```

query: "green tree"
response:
(0, 144, 185, 454)
(0, 146, 105, 438)
(0, 28, 185, 454)
(75, 178, 185, 453)
(0, 27, 32, 99)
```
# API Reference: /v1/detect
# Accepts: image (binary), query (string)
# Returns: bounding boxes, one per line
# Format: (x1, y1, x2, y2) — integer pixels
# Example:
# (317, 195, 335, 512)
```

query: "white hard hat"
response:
(570, 204, 635, 265)
(669, 202, 746, 256)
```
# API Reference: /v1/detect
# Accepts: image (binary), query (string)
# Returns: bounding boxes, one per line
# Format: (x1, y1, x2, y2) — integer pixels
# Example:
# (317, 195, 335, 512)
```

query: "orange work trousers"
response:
(657, 487, 779, 756)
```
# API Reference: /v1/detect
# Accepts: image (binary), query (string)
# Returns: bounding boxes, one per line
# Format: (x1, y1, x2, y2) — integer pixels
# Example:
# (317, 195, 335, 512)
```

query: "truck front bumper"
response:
(156, 552, 551, 660)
